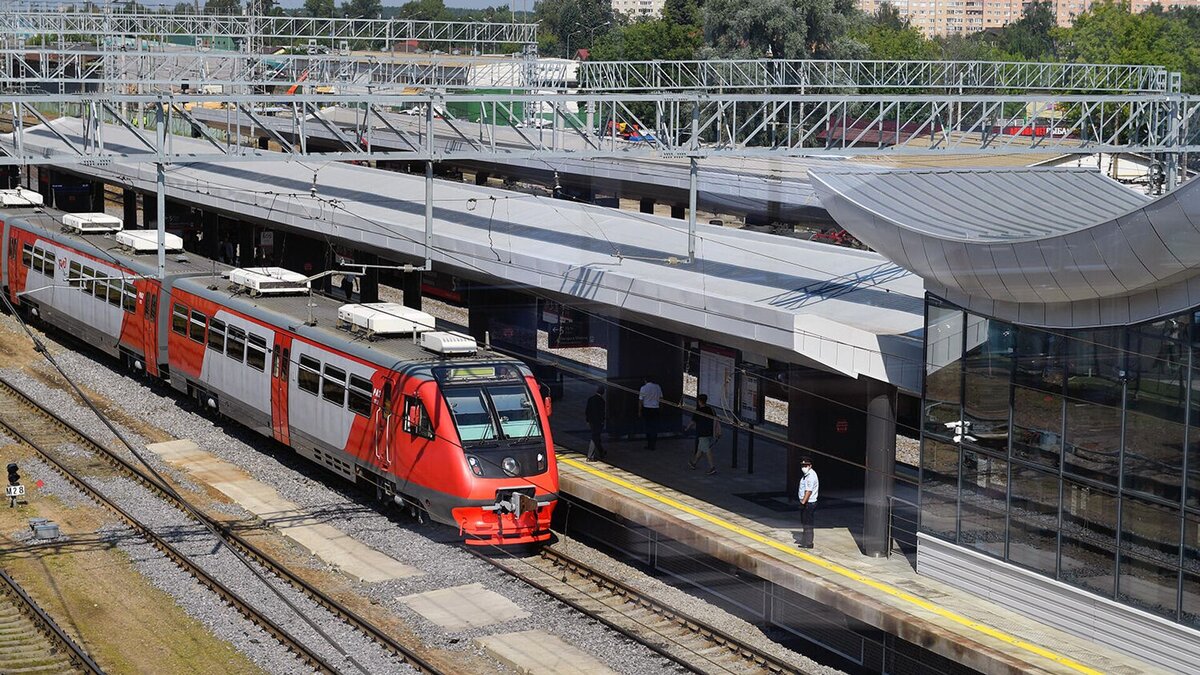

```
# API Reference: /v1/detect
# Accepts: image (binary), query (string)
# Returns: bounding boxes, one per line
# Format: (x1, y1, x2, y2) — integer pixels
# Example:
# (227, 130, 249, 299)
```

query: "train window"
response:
(122, 283, 137, 313)
(82, 266, 96, 294)
(20, 243, 31, 269)
(442, 387, 496, 441)
(43, 252, 56, 276)
(280, 347, 290, 379)
(226, 326, 245, 362)
(272, 352, 280, 378)
(402, 395, 435, 439)
(171, 304, 188, 334)
(322, 364, 346, 406)
(486, 385, 542, 440)
(188, 310, 206, 342)
(246, 334, 267, 372)
(347, 374, 372, 417)
(107, 282, 123, 307)
(68, 261, 82, 288)
(298, 355, 320, 395)
(208, 318, 226, 352)
(31, 247, 43, 274)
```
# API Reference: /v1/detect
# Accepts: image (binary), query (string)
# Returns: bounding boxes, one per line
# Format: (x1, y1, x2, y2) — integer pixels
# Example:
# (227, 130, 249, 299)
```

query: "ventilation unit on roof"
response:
(0, 187, 44, 207)
(115, 230, 184, 253)
(229, 267, 310, 296)
(337, 303, 435, 339)
(420, 330, 478, 356)
(62, 212, 122, 234)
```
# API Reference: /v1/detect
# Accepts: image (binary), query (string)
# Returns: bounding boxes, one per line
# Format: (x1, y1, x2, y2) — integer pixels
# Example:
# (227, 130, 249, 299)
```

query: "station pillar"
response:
(238, 224, 256, 267)
(201, 211, 219, 260)
(639, 197, 655, 214)
(475, 172, 489, 186)
(279, 232, 327, 291)
(123, 189, 138, 228)
(258, 136, 269, 151)
(670, 204, 685, 219)
(605, 319, 684, 439)
(401, 271, 423, 310)
(466, 283, 537, 360)
(358, 252, 380, 304)
(787, 368, 896, 556)
(90, 182, 105, 212)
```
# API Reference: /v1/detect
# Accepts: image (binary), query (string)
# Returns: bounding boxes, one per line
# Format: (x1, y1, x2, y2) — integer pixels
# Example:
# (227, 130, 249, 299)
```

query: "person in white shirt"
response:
(797, 456, 819, 548)
(638, 377, 663, 450)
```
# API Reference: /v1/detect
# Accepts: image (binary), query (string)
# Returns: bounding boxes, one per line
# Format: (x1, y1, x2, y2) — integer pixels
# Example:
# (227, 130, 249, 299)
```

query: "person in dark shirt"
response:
(585, 385, 606, 461)
(685, 394, 721, 474)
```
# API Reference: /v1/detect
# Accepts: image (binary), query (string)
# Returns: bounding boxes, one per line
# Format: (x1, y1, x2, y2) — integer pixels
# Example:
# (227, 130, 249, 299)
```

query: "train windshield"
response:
(443, 384, 542, 444)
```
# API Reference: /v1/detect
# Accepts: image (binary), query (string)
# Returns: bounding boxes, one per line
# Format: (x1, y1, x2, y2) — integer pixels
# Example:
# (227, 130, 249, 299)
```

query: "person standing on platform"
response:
(585, 385, 606, 461)
(638, 376, 663, 450)
(685, 394, 720, 474)
(797, 456, 820, 549)
(341, 273, 355, 301)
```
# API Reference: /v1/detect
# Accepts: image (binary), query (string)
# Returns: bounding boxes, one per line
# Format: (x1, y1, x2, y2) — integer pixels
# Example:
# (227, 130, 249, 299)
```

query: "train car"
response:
(1, 207, 557, 545)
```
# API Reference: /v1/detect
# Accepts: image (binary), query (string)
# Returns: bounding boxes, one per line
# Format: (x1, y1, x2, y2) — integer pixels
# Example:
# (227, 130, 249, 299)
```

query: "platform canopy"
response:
(810, 166, 1200, 328)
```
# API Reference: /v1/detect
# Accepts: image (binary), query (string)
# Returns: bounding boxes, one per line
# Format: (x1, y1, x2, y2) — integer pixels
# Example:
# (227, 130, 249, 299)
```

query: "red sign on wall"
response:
(835, 418, 849, 433)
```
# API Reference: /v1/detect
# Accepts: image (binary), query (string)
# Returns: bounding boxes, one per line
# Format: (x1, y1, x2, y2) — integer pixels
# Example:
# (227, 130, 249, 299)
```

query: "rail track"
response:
(471, 543, 808, 675)
(0, 375, 442, 675)
(0, 568, 101, 675)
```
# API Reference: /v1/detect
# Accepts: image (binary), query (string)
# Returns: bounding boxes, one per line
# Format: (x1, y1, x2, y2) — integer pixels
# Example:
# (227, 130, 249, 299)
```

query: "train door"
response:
(271, 334, 292, 445)
(142, 287, 159, 376)
(372, 380, 397, 468)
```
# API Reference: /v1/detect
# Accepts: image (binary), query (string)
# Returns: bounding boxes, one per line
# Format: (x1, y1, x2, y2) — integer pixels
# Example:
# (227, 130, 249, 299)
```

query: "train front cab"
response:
(412, 365, 558, 546)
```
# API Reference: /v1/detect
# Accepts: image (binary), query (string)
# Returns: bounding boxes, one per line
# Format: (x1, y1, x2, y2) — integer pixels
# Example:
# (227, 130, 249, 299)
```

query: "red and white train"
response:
(0, 199, 557, 546)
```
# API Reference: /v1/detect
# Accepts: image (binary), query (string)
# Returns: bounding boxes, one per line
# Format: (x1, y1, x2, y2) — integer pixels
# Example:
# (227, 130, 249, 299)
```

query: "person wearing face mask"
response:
(797, 457, 819, 549)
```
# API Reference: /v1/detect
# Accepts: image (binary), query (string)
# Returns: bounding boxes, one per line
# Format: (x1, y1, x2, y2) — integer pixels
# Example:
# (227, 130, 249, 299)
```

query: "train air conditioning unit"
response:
(337, 302, 436, 339)
(420, 331, 478, 356)
(0, 187, 44, 207)
(63, 212, 123, 234)
(115, 230, 184, 253)
(228, 267, 310, 296)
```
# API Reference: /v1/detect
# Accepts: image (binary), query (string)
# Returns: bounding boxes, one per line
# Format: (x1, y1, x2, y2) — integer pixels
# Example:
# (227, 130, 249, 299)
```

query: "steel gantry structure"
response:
(0, 3, 538, 50)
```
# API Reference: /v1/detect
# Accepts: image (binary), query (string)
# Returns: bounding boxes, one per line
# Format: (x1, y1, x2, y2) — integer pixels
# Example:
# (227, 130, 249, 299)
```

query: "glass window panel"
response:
(1124, 317, 1188, 502)
(1012, 386, 1062, 468)
(444, 386, 497, 442)
(188, 310, 206, 342)
(959, 450, 1007, 557)
(1121, 496, 1180, 567)
(226, 326, 245, 362)
(207, 319, 226, 352)
(297, 355, 320, 394)
(924, 302, 963, 436)
(1188, 315, 1200, 509)
(1118, 552, 1180, 620)
(920, 437, 958, 539)
(171, 304, 187, 334)
(1064, 398, 1121, 485)
(962, 316, 1012, 453)
(1065, 327, 1124, 405)
(1008, 463, 1059, 576)
(246, 334, 267, 372)
(1060, 480, 1117, 597)
(1123, 410, 1184, 502)
(107, 282, 122, 306)
(1182, 570, 1200, 629)
(1014, 325, 1064, 393)
(68, 261, 82, 287)
(1182, 511, 1199, 577)
(322, 364, 346, 406)
(81, 267, 95, 294)
(487, 384, 542, 439)
(21, 243, 31, 268)
(347, 374, 372, 417)
(122, 284, 136, 313)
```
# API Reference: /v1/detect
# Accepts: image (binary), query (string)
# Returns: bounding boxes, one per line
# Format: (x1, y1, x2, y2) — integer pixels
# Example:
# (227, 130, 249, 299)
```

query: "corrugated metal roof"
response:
(812, 167, 1150, 243)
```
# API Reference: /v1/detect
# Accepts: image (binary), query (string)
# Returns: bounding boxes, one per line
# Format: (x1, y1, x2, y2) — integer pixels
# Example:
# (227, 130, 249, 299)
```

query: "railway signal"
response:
(6, 462, 23, 507)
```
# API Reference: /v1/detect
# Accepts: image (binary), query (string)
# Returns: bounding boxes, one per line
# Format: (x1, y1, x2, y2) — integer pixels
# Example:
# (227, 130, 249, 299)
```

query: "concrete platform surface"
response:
(474, 630, 618, 675)
(145, 439, 420, 582)
(398, 583, 530, 630)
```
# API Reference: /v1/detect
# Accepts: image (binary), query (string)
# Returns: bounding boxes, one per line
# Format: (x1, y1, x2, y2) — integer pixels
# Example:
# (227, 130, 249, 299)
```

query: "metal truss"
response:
(0, 6, 537, 48)
(0, 48, 559, 93)
(577, 60, 1175, 94)
(2, 92, 1198, 166)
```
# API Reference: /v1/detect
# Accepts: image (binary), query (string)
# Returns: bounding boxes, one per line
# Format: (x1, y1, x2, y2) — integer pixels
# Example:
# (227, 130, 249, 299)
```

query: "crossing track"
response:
(0, 375, 443, 675)
(469, 543, 808, 675)
(0, 568, 101, 675)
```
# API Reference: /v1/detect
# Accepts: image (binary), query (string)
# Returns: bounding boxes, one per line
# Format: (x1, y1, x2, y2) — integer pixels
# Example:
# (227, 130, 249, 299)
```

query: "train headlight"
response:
(536, 453, 546, 471)
(466, 455, 483, 476)
(502, 457, 520, 476)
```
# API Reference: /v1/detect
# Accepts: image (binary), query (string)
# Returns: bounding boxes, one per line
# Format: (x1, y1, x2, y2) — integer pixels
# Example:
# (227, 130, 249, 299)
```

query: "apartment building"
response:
(858, 0, 1200, 37)
(611, 0, 666, 19)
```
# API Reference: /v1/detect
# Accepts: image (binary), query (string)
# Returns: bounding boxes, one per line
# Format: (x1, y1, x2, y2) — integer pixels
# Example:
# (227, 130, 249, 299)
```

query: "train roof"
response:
(4, 209, 219, 277)
(174, 272, 522, 374)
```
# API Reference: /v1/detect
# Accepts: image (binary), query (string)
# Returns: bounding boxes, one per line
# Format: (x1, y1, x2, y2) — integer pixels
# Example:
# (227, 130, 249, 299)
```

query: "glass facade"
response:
(919, 295, 1200, 627)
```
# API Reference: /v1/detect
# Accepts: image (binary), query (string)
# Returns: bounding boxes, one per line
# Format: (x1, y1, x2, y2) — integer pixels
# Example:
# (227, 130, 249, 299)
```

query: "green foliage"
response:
(303, 0, 336, 16)
(204, 0, 241, 12)
(702, 0, 863, 59)
(534, 0, 616, 57)
(342, 0, 383, 18)
(991, 0, 1057, 59)
(395, 0, 452, 21)
(662, 0, 701, 27)
(1060, 1, 1200, 92)
(852, 3, 938, 60)
(591, 19, 702, 61)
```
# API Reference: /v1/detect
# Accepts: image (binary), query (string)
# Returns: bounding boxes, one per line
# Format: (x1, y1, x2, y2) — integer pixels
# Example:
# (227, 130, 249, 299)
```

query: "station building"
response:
(812, 167, 1200, 665)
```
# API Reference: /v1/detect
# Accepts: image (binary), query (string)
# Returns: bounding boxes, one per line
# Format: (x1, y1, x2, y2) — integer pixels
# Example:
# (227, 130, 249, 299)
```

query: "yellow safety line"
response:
(561, 456, 1102, 675)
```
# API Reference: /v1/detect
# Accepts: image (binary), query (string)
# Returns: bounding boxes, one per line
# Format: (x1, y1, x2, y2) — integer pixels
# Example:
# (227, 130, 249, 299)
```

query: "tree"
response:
(204, 0, 241, 12)
(342, 0, 382, 18)
(304, 0, 336, 16)
(396, 0, 452, 21)
(534, 0, 616, 57)
(995, 0, 1057, 60)
(1061, 1, 1200, 93)
(591, 19, 702, 61)
(703, 0, 861, 59)
(851, 2, 936, 60)
(662, 0, 700, 27)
